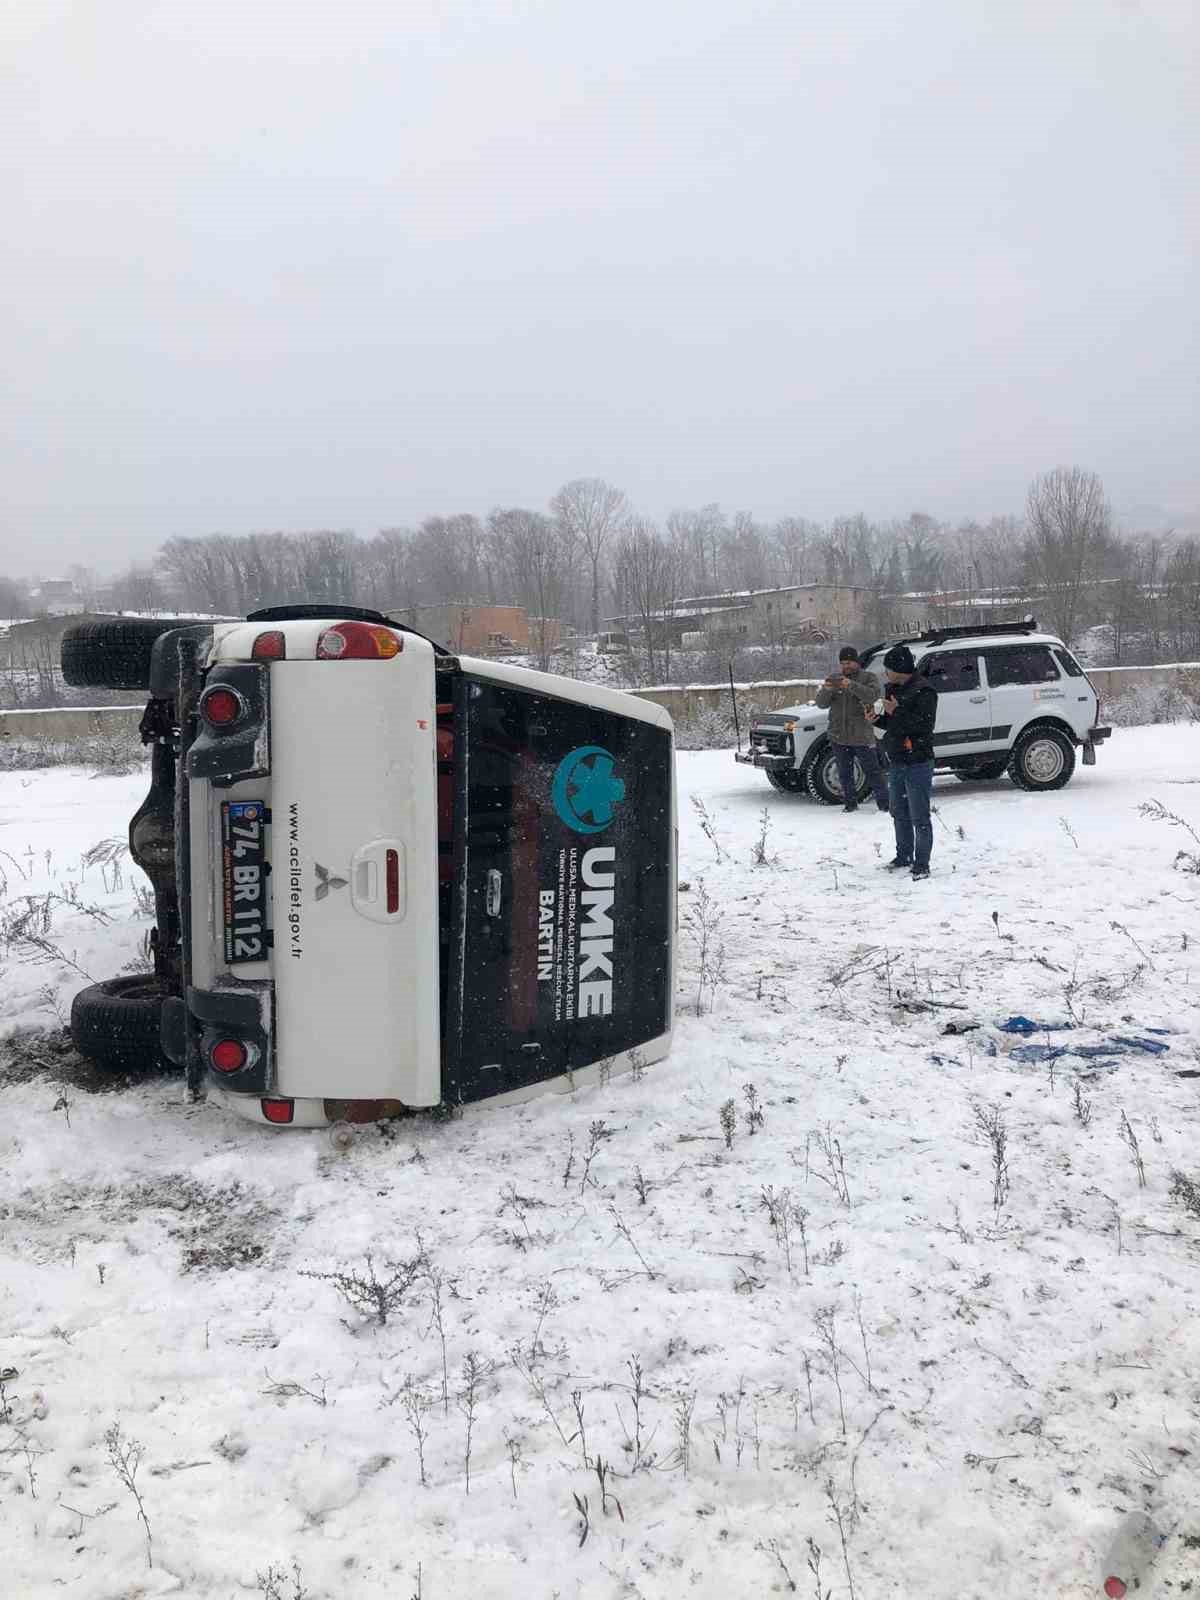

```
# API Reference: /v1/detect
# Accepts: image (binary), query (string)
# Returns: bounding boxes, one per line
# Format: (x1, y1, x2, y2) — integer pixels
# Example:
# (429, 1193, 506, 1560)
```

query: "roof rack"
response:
(895, 616, 1040, 647)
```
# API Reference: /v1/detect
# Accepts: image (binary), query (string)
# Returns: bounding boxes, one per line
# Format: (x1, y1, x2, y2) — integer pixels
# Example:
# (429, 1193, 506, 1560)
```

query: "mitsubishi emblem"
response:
(314, 862, 348, 900)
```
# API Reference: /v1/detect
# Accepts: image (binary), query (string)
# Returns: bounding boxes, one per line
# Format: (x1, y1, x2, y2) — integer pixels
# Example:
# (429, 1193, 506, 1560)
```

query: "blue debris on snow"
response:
(1100, 1035, 1170, 1055)
(1009, 1034, 1171, 1065)
(1011, 1043, 1073, 1063)
(998, 1016, 1074, 1036)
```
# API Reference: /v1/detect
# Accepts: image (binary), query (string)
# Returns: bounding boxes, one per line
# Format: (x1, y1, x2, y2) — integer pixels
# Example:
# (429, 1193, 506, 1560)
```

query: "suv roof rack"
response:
(896, 615, 1040, 648)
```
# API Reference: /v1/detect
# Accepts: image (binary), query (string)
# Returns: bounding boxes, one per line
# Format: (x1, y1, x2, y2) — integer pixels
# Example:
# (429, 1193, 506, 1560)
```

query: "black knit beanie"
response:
(883, 644, 915, 673)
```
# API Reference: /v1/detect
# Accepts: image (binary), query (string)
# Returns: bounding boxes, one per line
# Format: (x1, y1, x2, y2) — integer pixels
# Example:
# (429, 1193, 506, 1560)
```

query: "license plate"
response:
(221, 802, 269, 964)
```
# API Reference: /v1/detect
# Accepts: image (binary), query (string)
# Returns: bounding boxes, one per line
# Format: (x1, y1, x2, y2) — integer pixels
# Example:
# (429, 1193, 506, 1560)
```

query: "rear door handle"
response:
(350, 839, 405, 923)
(969, 695, 987, 704)
(486, 869, 503, 917)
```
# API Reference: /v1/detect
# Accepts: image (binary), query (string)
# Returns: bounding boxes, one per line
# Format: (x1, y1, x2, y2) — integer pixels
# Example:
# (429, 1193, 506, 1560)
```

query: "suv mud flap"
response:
(161, 996, 189, 1066)
(188, 664, 270, 783)
(187, 983, 274, 1094)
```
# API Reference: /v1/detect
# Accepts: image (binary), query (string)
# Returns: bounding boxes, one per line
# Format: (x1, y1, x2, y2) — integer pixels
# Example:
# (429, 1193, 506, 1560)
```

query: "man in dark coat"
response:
(865, 644, 938, 880)
(814, 646, 889, 813)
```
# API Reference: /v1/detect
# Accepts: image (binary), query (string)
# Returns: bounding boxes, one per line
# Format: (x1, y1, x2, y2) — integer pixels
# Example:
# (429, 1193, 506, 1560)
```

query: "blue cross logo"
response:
(551, 746, 626, 835)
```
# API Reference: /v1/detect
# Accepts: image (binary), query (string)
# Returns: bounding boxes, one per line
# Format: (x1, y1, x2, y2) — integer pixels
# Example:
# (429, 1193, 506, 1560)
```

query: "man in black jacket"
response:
(865, 644, 938, 880)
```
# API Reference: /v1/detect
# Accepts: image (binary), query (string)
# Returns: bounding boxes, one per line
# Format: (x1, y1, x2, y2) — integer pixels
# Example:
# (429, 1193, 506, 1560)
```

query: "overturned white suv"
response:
(735, 619, 1110, 803)
(61, 607, 675, 1127)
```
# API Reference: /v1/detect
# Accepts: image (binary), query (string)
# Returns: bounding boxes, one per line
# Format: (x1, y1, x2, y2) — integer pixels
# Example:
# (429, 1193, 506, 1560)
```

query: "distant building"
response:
(29, 580, 84, 616)
(882, 589, 1035, 635)
(607, 583, 876, 650)
(389, 602, 565, 655)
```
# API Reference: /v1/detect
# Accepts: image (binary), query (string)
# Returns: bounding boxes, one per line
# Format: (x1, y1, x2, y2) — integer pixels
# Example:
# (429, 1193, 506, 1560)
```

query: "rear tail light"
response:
(200, 687, 245, 727)
(386, 848, 400, 914)
(316, 622, 402, 660)
(210, 1038, 248, 1073)
(252, 630, 286, 661)
(260, 1098, 294, 1125)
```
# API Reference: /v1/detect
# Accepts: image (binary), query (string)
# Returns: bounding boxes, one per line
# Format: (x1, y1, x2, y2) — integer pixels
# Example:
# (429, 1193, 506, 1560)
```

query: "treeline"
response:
(7, 469, 1200, 666)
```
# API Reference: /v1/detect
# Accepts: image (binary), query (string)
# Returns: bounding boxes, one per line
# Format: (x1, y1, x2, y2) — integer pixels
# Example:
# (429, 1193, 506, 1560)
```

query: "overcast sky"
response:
(2, 0, 1196, 575)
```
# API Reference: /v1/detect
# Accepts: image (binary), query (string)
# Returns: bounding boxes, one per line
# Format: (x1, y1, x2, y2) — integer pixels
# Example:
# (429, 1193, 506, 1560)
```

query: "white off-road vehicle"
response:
(61, 607, 675, 1127)
(735, 619, 1111, 803)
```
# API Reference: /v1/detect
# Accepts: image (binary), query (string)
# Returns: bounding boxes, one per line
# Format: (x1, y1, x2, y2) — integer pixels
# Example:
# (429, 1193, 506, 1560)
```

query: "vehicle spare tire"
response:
(61, 619, 191, 691)
(70, 974, 175, 1073)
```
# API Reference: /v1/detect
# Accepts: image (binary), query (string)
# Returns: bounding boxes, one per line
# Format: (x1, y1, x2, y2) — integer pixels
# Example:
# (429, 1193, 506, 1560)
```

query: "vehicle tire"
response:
(61, 619, 187, 691)
(955, 759, 1009, 782)
(1008, 726, 1076, 792)
(805, 741, 868, 806)
(70, 974, 174, 1073)
(765, 767, 807, 795)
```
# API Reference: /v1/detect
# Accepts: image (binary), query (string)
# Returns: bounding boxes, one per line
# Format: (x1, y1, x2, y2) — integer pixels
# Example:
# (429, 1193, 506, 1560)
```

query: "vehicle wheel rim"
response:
(1025, 738, 1064, 782)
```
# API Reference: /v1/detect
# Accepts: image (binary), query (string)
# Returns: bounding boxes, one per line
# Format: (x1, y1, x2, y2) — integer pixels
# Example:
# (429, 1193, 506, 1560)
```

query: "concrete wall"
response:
(633, 660, 1200, 721)
(631, 680, 823, 720)
(2, 660, 1197, 744)
(0, 705, 143, 741)
(1074, 663, 1200, 701)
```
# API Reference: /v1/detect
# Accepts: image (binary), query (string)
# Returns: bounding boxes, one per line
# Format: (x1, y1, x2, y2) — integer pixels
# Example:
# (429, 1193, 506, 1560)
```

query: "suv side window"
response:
(983, 645, 1061, 687)
(921, 650, 980, 693)
(1053, 647, 1084, 679)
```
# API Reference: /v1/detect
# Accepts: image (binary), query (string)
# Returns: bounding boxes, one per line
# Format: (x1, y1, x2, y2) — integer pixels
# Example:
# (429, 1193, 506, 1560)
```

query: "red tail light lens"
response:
(261, 1098, 294, 1124)
(385, 848, 400, 913)
(252, 630, 286, 661)
(316, 622, 402, 660)
(200, 687, 244, 727)
(210, 1038, 247, 1074)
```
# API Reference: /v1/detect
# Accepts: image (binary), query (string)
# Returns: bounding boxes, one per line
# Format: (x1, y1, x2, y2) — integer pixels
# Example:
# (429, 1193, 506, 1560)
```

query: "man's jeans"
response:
(834, 742, 888, 810)
(888, 760, 934, 867)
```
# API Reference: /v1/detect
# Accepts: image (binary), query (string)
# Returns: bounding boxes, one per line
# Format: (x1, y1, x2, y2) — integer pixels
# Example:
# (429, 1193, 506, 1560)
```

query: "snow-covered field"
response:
(2, 731, 1199, 1599)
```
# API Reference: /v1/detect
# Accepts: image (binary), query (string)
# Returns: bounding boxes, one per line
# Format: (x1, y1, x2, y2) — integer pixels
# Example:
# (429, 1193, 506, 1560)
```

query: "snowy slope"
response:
(1, 731, 1198, 1599)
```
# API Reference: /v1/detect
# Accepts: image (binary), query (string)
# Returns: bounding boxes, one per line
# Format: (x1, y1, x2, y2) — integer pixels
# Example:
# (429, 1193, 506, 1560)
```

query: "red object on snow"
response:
(1104, 1578, 1127, 1598)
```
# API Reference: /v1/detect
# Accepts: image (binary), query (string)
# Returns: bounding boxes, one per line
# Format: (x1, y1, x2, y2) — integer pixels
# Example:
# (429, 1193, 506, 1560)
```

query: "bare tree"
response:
(770, 516, 817, 586)
(490, 507, 572, 669)
(1162, 537, 1200, 662)
(108, 565, 166, 614)
(1023, 467, 1114, 645)
(66, 564, 101, 609)
(551, 478, 628, 635)
(362, 528, 415, 611)
(410, 515, 487, 606)
(614, 519, 679, 682)
(667, 504, 726, 596)
(722, 511, 771, 593)
(294, 530, 359, 603)
(0, 575, 28, 618)
(901, 512, 944, 593)
(159, 537, 236, 613)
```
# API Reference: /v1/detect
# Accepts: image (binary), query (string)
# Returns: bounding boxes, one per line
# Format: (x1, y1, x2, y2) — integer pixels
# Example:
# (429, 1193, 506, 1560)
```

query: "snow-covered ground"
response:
(2, 730, 1199, 1599)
